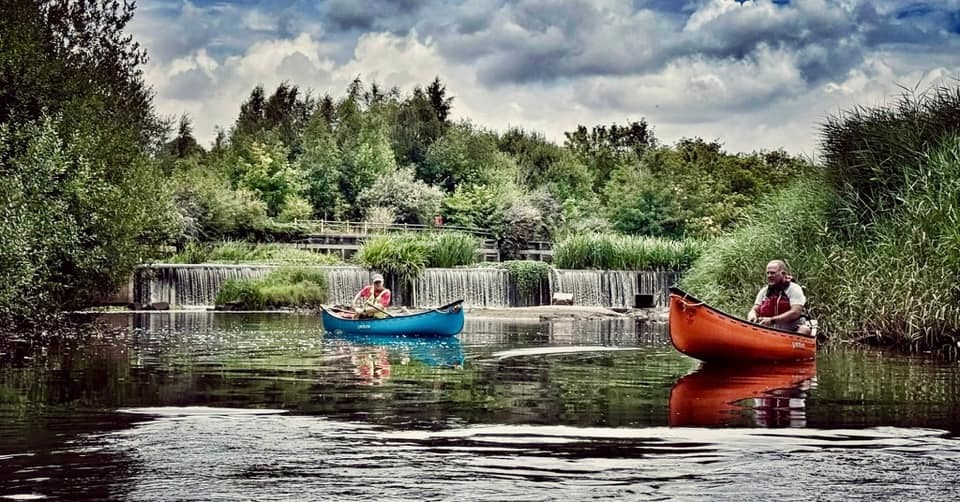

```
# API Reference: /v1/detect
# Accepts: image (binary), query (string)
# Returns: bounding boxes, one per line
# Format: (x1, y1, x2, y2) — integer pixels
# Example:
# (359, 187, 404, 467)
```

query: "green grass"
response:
(215, 266, 329, 309)
(168, 241, 342, 265)
(552, 233, 707, 271)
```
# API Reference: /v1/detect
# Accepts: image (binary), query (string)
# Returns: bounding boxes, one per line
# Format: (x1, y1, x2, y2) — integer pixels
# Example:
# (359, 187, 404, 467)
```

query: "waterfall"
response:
(134, 264, 273, 308)
(134, 264, 375, 309)
(133, 264, 678, 309)
(549, 269, 678, 308)
(411, 267, 511, 308)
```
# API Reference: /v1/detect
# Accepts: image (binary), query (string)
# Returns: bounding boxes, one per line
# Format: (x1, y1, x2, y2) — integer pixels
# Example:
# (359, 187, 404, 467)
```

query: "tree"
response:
(392, 86, 445, 168)
(426, 76, 453, 123)
(299, 115, 344, 219)
(564, 119, 657, 193)
(167, 115, 204, 159)
(356, 167, 443, 224)
(1, 0, 177, 323)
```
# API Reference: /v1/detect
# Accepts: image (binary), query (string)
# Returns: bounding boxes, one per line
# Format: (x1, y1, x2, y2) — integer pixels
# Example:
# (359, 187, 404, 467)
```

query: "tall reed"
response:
(553, 233, 706, 271)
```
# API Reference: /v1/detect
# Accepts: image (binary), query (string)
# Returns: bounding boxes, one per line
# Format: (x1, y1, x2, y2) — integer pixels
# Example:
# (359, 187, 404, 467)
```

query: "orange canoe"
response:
(669, 360, 817, 427)
(668, 287, 816, 363)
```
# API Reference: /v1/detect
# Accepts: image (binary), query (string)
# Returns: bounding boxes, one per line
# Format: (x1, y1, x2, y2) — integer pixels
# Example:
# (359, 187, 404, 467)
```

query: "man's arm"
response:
(758, 304, 803, 326)
(747, 306, 759, 322)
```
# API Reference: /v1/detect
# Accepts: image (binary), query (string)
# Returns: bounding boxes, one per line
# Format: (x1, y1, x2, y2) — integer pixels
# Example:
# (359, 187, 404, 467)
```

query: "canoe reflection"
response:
(325, 333, 465, 384)
(668, 360, 817, 427)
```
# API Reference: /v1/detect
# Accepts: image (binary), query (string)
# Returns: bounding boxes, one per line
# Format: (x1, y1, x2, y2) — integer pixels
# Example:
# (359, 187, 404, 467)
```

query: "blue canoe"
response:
(320, 299, 465, 337)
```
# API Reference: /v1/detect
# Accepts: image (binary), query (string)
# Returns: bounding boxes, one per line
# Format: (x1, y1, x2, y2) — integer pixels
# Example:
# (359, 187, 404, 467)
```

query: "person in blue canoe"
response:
(746, 260, 812, 335)
(352, 273, 392, 319)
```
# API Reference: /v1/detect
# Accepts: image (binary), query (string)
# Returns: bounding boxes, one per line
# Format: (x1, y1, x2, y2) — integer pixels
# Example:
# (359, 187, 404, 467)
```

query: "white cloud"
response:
(132, 0, 960, 157)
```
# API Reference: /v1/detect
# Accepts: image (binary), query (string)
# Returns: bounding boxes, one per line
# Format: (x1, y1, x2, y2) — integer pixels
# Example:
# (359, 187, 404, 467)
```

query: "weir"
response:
(133, 264, 677, 309)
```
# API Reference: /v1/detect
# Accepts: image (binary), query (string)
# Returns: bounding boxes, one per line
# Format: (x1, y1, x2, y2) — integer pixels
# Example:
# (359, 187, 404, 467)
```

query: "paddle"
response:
(434, 299, 464, 312)
(366, 301, 394, 318)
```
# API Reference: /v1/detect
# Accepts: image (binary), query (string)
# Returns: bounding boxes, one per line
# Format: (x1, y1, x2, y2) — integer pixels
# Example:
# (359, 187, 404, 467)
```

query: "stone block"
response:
(552, 292, 574, 305)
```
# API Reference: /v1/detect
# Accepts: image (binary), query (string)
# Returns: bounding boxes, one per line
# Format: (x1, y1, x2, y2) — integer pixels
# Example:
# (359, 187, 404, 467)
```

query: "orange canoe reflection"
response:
(668, 361, 817, 427)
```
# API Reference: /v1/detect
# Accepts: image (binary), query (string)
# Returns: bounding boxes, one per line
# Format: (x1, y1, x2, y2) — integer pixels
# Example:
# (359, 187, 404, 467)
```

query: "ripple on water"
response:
(77, 412, 960, 501)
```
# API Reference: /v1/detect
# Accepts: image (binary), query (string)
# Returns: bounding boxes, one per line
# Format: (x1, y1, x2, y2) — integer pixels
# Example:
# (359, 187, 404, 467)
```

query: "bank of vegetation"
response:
(681, 86, 960, 353)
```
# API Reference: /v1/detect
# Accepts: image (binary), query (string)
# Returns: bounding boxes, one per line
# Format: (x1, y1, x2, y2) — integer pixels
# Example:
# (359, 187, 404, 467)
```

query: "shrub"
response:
(215, 266, 329, 309)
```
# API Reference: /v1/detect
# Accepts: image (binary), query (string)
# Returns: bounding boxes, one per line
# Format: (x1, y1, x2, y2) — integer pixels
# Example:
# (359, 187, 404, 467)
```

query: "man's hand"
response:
(747, 310, 758, 323)
(758, 317, 774, 326)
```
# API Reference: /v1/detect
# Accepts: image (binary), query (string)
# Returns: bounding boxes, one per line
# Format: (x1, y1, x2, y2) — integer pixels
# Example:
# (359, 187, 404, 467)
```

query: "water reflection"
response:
(669, 361, 817, 427)
(325, 334, 464, 385)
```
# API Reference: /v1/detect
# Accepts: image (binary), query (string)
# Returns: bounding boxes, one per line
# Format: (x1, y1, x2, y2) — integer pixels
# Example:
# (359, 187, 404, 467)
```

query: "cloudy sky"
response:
(130, 0, 960, 156)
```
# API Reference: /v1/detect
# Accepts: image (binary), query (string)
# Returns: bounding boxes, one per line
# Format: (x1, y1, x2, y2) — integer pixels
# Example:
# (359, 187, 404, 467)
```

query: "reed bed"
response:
(682, 84, 960, 352)
(552, 233, 707, 271)
(353, 232, 480, 283)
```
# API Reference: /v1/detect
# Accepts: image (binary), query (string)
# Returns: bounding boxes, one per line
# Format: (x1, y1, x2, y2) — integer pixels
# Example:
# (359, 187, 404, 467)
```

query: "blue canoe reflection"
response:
(324, 332, 465, 370)
(668, 360, 817, 427)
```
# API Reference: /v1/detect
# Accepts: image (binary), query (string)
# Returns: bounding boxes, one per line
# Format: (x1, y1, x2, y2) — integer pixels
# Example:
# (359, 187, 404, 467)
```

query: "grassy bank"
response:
(681, 85, 960, 353)
(215, 267, 329, 309)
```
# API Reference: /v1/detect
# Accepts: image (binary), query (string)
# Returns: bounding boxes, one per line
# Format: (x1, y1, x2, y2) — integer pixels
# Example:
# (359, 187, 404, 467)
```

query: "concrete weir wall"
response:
(124, 264, 678, 309)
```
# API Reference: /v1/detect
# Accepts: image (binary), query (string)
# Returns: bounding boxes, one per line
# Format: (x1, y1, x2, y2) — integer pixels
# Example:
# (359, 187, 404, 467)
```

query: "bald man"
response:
(746, 260, 812, 335)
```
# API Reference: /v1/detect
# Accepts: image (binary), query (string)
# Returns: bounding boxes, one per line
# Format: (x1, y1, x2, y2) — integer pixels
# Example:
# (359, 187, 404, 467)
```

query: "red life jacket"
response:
(758, 282, 793, 317)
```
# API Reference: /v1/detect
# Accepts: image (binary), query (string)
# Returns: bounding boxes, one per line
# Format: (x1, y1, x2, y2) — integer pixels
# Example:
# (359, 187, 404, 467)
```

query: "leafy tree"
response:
(233, 82, 312, 151)
(356, 166, 443, 224)
(298, 114, 343, 219)
(341, 113, 396, 208)
(1, 1, 178, 323)
(423, 121, 500, 191)
(235, 138, 304, 215)
(565, 119, 656, 193)
(498, 127, 565, 188)
(166, 115, 204, 159)
(392, 86, 445, 168)
(440, 184, 501, 229)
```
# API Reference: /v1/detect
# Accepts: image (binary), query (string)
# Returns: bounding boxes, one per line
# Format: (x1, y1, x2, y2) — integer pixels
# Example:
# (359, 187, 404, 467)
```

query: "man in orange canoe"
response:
(352, 273, 392, 319)
(746, 260, 812, 335)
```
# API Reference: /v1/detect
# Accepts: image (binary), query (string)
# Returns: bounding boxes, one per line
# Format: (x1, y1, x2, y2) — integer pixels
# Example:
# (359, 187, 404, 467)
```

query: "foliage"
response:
(821, 85, 960, 231)
(215, 266, 329, 309)
(277, 195, 313, 223)
(353, 232, 480, 283)
(171, 159, 269, 241)
(502, 260, 551, 296)
(441, 184, 502, 229)
(553, 233, 707, 271)
(233, 137, 304, 215)
(298, 115, 344, 219)
(353, 234, 430, 286)
(565, 120, 656, 192)
(422, 121, 502, 191)
(356, 166, 443, 224)
(427, 232, 480, 268)
(168, 241, 342, 265)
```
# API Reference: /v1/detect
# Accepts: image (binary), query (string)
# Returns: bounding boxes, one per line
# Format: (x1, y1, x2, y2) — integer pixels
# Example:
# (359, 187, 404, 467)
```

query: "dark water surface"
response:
(2, 312, 960, 500)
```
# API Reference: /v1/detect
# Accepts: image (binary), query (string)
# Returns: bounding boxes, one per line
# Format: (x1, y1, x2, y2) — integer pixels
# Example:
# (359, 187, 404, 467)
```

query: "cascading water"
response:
(133, 265, 678, 309)
(134, 265, 376, 309)
(549, 269, 677, 308)
(411, 268, 512, 308)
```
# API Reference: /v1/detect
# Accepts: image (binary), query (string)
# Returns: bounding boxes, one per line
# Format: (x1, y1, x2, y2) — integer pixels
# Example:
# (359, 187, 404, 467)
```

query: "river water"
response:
(1, 312, 959, 501)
